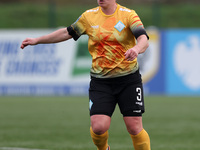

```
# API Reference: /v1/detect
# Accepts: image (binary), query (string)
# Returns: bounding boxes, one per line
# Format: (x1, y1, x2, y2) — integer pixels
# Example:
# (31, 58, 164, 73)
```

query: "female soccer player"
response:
(21, 0, 151, 149)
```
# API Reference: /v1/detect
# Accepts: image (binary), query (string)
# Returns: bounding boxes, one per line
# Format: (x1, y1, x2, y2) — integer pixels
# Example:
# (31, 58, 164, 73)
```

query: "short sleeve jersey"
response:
(68, 4, 148, 78)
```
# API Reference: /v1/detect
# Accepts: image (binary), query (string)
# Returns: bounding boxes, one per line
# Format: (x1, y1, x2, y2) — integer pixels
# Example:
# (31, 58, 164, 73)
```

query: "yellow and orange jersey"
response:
(67, 4, 148, 78)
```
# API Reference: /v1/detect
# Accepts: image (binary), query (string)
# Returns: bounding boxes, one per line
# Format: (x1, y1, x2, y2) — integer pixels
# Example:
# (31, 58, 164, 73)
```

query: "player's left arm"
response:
(125, 34, 149, 61)
(125, 10, 149, 61)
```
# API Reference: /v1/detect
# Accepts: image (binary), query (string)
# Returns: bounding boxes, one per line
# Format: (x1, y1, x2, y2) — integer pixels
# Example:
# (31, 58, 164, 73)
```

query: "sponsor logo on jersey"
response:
(119, 8, 131, 12)
(87, 8, 99, 13)
(91, 25, 99, 29)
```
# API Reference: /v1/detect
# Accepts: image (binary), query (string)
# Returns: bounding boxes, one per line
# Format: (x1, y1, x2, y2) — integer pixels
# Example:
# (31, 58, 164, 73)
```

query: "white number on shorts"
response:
(136, 87, 142, 101)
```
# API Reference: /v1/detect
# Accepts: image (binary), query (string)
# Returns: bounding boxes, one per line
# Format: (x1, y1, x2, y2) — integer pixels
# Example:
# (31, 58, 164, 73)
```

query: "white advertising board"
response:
(0, 29, 91, 95)
(0, 29, 159, 95)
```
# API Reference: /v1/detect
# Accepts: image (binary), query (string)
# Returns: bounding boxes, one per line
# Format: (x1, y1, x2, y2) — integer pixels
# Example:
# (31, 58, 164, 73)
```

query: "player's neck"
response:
(101, 3, 117, 15)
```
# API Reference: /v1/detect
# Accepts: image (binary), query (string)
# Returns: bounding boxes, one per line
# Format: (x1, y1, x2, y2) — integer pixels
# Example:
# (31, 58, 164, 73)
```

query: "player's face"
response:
(97, 0, 116, 8)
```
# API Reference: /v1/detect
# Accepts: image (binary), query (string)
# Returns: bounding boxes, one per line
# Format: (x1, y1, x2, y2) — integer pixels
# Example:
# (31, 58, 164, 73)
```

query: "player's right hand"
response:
(20, 38, 38, 49)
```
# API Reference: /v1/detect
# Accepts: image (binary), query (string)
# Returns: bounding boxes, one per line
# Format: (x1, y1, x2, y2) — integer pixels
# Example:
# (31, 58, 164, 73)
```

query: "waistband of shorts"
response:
(90, 69, 140, 82)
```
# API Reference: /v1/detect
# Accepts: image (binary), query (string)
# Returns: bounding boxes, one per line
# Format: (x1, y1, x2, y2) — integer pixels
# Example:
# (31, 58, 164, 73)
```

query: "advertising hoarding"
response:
(141, 28, 165, 94)
(164, 29, 200, 95)
(1, 29, 200, 96)
(0, 29, 90, 95)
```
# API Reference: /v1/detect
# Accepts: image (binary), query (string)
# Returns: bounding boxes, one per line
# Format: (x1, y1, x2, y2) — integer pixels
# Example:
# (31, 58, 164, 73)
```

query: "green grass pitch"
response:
(0, 96, 200, 150)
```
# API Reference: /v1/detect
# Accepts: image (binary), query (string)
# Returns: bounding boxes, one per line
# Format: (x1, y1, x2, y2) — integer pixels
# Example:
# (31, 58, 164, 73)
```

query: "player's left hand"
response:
(124, 46, 140, 61)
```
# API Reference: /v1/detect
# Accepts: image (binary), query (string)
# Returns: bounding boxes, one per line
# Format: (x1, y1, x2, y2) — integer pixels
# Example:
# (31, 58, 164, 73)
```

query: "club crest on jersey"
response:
(114, 21, 125, 32)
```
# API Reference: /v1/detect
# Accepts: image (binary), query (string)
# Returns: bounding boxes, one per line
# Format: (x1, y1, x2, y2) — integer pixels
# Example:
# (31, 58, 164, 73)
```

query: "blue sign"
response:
(164, 29, 200, 95)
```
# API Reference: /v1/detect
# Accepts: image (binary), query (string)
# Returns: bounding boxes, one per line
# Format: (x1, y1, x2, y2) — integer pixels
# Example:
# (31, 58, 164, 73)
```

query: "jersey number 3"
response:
(136, 87, 142, 101)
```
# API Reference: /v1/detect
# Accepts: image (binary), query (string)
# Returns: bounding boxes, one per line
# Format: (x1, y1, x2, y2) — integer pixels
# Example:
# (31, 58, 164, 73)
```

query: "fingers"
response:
(20, 43, 27, 49)
(20, 42, 28, 49)
(124, 49, 138, 61)
(20, 38, 31, 49)
(20, 44, 24, 49)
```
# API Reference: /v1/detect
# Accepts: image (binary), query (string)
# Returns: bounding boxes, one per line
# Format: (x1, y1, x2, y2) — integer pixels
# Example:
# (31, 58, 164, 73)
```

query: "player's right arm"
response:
(20, 28, 72, 49)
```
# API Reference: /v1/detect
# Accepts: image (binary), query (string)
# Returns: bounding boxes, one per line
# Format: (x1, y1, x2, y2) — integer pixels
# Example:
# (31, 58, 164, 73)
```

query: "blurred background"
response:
(0, 0, 200, 28)
(0, 0, 200, 96)
(0, 0, 200, 150)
